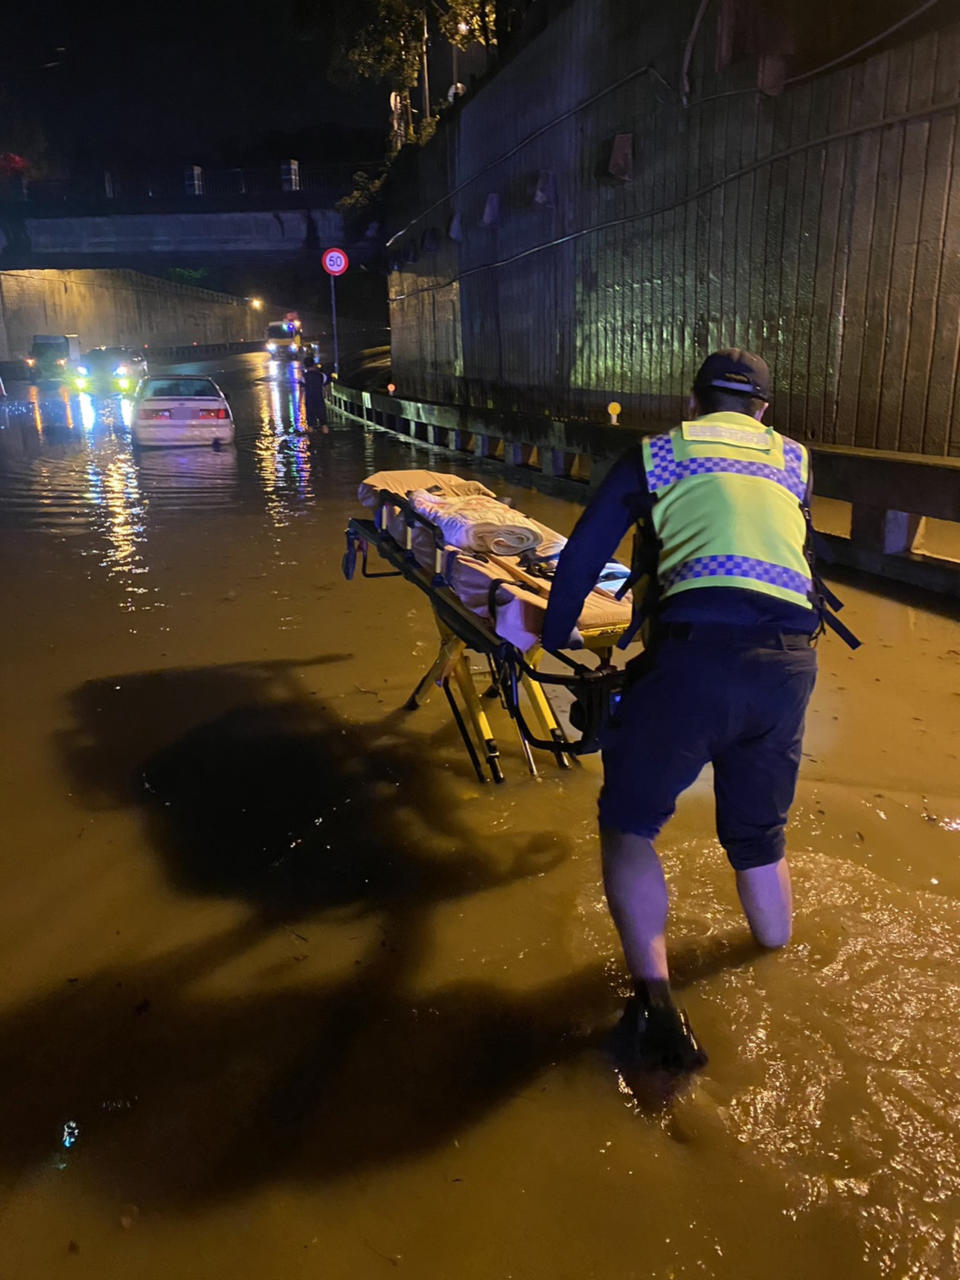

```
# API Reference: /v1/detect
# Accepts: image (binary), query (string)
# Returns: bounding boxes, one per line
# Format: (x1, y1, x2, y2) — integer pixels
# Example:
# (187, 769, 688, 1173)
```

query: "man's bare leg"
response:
(600, 827, 707, 1070)
(735, 858, 792, 949)
(600, 828, 670, 985)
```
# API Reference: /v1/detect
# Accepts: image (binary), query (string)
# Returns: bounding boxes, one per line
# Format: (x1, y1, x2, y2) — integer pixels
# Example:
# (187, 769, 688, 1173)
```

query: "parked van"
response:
(27, 335, 83, 380)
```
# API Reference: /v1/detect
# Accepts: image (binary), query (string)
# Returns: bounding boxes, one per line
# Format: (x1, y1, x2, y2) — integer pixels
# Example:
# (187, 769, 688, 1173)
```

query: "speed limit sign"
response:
(322, 247, 349, 276)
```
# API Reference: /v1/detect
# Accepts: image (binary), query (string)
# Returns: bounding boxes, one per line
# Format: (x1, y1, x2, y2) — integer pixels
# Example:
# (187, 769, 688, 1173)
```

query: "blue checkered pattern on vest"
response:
(662, 555, 812, 595)
(646, 431, 807, 501)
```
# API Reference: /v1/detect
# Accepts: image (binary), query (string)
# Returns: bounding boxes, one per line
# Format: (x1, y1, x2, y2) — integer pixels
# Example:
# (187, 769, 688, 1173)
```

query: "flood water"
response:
(1, 353, 959, 1279)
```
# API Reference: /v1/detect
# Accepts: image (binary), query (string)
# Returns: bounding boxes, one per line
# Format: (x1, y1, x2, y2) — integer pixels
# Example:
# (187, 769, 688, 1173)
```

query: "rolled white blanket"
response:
(409, 489, 543, 556)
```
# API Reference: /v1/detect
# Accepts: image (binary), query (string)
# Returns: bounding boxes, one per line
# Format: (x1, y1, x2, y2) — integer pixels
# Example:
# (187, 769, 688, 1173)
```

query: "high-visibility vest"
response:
(640, 412, 814, 611)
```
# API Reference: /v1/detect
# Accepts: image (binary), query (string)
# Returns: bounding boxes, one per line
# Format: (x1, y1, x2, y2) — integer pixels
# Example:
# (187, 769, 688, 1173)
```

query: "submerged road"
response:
(0, 353, 959, 1279)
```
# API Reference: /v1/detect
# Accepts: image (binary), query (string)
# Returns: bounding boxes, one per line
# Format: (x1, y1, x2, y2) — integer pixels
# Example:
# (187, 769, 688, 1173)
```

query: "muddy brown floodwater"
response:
(1, 353, 958, 1280)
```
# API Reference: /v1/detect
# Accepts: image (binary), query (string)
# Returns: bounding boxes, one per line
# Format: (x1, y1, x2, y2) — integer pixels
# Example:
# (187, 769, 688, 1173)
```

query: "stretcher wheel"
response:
(342, 545, 357, 581)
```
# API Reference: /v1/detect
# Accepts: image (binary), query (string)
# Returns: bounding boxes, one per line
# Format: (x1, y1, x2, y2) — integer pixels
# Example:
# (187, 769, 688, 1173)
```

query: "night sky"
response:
(3, 0, 385, 173)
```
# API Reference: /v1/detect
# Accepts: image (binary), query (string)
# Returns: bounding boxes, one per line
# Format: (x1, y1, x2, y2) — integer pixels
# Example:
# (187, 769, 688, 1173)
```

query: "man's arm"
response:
(542, 448, 649, 651)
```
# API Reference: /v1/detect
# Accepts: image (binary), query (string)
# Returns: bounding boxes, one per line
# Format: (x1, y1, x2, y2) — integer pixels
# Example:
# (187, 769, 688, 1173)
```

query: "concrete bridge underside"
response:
(0, 208, 379, 269)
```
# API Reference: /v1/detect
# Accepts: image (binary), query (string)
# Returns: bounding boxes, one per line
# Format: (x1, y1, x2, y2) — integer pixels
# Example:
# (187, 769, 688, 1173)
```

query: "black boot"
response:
(613, 989, 708, 1074)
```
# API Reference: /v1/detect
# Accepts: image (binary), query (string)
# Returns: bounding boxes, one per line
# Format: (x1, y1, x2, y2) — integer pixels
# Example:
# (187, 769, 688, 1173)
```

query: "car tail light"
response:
(198, 408, 229, 419)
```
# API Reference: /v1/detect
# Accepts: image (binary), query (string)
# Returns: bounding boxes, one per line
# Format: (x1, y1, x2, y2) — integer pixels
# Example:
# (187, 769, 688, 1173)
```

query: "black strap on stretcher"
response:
(342, 493, 625, 758)
(613, 515, 660, 651)
(801, 505, 861, 649)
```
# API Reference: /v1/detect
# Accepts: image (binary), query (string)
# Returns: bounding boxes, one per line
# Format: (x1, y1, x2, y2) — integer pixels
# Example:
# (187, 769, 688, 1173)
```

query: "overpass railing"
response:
(329, 381, 960, 598)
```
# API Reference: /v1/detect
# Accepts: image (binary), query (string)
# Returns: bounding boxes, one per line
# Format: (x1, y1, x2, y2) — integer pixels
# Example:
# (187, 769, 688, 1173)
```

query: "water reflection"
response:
(0, 358, 331, 540)
(29, 384, 74, 439)
(253, 362, 313, 523)
(83, 450, 150, 604)
(135, 445, 240, 509)
(78, 392, 97, 433)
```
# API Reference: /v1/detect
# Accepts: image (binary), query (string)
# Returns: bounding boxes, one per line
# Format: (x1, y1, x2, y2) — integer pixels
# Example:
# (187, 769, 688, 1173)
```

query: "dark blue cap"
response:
(694, 348, 771, 400)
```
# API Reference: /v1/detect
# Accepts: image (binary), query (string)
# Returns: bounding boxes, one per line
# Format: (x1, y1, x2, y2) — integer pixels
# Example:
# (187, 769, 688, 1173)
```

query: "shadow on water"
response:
(20, 657, 766, 1209)
(0, 922, 610, 1208)
(59, 655, 354, 811)
(0, 657, 625, 1207)
(58, 657, 565, 917)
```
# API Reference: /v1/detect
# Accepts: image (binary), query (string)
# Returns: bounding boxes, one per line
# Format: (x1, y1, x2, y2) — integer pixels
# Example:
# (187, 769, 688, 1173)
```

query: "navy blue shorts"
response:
(598, 626, 818, 869)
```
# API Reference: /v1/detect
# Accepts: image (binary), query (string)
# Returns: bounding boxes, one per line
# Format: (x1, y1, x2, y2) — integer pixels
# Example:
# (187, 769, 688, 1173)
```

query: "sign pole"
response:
(322, 247, 348, 377)
(330, 272, 339, 377)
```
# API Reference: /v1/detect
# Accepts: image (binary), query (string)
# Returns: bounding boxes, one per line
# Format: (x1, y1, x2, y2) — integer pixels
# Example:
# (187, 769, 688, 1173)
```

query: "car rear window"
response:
(142, 379, 220, 398)
(85, 349, 126, 366)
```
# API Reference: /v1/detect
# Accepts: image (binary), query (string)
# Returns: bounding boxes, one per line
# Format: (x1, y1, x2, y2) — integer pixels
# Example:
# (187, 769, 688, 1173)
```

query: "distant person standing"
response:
(300, 355, 328, 430)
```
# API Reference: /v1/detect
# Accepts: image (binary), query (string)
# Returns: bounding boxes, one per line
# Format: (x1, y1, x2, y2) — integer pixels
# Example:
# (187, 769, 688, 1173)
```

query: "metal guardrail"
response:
(0, 340, 262, 381)
(147, 339, 265, 361)
(330, 381, 960, 597)
(330, 383, 627, 483)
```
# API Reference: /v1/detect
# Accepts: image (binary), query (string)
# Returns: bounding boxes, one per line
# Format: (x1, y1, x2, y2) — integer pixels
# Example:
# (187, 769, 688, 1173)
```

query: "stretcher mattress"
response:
(358, 469, 632, 652)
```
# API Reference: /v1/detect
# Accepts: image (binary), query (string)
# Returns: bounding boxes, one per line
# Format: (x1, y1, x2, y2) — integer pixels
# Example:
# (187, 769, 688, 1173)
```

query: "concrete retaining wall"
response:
(386, 2, 960, 458)
(0, 268, 255, 360)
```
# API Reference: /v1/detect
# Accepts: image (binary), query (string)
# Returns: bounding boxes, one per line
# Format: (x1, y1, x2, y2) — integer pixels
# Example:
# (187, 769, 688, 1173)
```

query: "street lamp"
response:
(451, 20, 470, 99)
(249, 297, 263, 310)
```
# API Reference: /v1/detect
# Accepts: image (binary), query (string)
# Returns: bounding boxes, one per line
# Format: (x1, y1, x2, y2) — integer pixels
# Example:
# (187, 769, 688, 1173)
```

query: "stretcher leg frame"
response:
(518, 644, 571, 769)
(442, 678, 487, 784)
(452, 653, 504, 783)
(484, 654, 539, 777)
(408, 617, 506, 782)
(405, 629, 464, 710)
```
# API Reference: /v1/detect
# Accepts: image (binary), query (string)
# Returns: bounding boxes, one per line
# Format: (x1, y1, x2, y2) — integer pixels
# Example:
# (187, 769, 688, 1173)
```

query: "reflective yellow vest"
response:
(640, 412, 814, 611)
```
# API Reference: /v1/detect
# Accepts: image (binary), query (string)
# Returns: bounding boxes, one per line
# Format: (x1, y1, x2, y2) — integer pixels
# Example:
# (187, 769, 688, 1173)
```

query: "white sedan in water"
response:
(132, 375, 235, 448)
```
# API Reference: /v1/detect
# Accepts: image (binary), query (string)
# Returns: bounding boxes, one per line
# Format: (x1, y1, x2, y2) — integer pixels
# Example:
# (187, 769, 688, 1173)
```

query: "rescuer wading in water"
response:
(543, 349, 851, 1072)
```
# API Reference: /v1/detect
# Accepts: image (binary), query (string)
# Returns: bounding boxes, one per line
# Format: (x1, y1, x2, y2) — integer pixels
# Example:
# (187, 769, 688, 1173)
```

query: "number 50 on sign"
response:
(322, 248, 349, 276)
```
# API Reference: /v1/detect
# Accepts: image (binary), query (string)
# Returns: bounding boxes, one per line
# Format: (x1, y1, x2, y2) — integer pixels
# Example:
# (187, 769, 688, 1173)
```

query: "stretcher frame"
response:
(342, 489, 626, 784)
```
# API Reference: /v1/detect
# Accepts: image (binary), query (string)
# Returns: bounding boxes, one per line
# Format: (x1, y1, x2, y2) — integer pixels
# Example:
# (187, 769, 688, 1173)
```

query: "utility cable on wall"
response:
(388, 94, 960, 304)
(688, 0, 945, 108)
(385, 63, 677, 249)
(388, 0, 949, 246)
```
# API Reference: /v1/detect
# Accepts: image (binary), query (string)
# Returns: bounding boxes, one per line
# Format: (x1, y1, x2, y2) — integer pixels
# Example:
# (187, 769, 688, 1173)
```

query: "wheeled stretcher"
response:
(342, 469, 632, 783)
